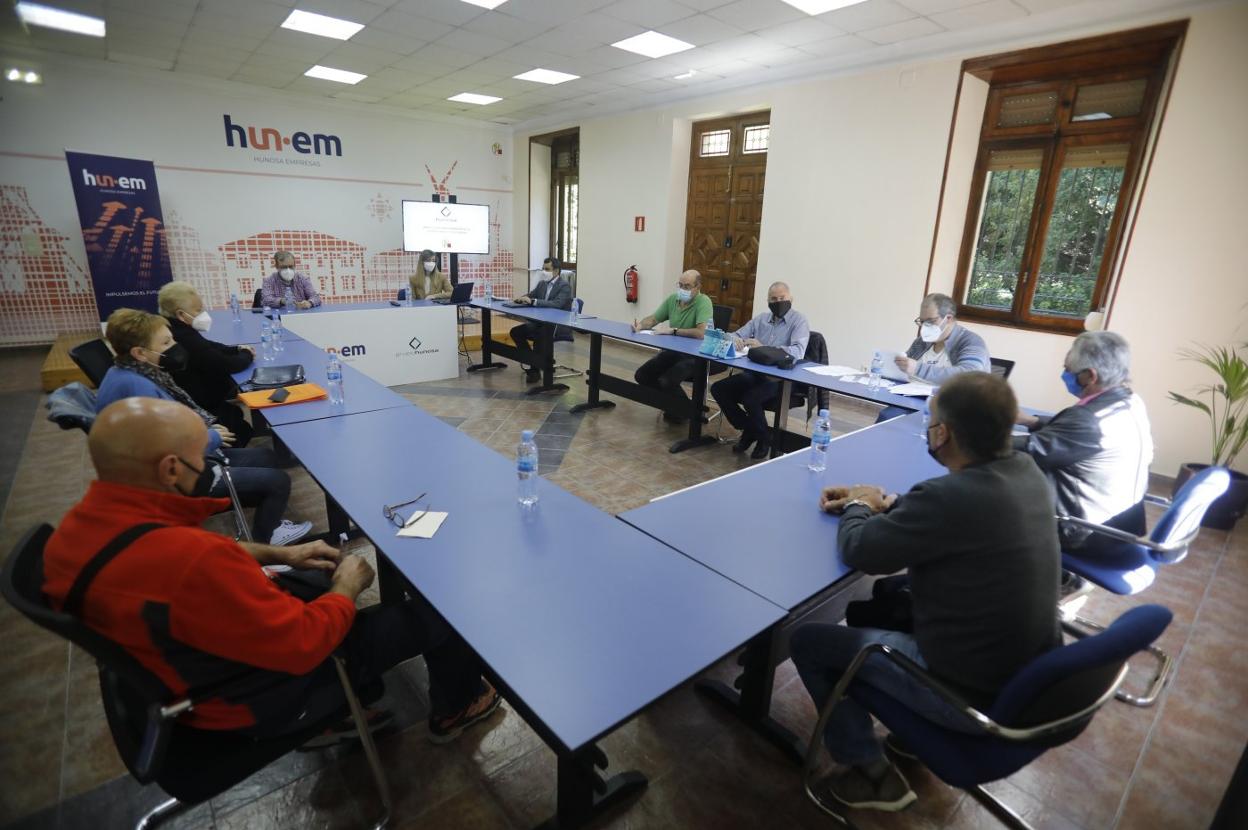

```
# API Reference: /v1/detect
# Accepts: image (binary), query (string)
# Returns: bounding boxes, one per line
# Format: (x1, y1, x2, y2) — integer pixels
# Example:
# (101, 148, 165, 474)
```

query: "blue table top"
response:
(273, 406, 785, 753)
(208, 310, 301, 346)
(469, 299, 920, 411)
(620, 412, 944, 610)
(230, 337, 409, 426)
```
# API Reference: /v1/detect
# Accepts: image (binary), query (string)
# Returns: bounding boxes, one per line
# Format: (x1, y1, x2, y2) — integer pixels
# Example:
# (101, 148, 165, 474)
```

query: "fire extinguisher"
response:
(623, 264, 639, 304)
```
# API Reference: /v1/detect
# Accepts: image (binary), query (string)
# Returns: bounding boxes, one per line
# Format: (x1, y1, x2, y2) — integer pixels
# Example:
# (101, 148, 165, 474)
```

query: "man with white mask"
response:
(261, 250, 321, 309)
(877, 293, 991, 422)
(895, 293, 990, 382)
(160, 281, 256, 446)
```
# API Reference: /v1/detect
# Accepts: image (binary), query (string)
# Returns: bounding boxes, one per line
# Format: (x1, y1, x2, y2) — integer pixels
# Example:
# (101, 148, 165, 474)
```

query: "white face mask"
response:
(423, 261, 435, 273)
(542, 269, 553, 278)
(920, 320, 945, 343)
(676, 287, 693, 303)
(191, 310, 213, 333)
(279, 268, 295, 282)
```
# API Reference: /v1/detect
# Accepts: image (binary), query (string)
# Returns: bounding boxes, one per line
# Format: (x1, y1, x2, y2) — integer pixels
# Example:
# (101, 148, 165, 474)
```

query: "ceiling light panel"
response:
(304, 65, 368, 84)
(281, 10, 365, 41)
(611, 30, 696, 59)
(513, 68, 580, 85)
(448, 92, 502, 104)
(780, 1, 869, 14)
(15, 2, 106, 37)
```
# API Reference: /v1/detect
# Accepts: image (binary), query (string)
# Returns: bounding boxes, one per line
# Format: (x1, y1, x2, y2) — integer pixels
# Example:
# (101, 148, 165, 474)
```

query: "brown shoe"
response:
(427, 680, 502, 744)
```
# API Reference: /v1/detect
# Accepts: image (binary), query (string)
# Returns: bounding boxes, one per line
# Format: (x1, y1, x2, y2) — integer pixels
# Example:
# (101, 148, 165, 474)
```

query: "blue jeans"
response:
(790, 624, 979, 766)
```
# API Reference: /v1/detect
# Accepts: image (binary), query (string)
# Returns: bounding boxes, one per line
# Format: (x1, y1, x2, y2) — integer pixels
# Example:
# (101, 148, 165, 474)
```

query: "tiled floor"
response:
(0, 339, 1243, 829)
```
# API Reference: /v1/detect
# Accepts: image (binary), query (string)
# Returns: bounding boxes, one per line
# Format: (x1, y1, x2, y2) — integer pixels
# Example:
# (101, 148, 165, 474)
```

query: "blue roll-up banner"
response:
(64, 150, 173, 322)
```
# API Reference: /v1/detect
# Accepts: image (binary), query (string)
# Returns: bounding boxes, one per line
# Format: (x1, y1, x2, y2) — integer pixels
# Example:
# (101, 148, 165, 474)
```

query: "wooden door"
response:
(682, 112, 770, 328)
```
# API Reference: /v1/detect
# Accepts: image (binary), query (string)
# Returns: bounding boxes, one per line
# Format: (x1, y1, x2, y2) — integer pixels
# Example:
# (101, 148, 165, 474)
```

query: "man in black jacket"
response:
(509, 257, 573, 384)
(791, 373, 1061, 813)
(1015, 331, 1154, 553)
(159, 281, 256, 445)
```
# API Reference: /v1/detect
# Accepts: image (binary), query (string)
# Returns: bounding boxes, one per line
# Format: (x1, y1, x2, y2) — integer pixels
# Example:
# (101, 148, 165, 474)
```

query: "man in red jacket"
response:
(45, 397, 499, 743)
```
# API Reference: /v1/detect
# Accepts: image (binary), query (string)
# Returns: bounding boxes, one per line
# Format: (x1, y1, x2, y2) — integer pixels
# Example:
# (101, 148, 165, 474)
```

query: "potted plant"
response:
(1169, 343, 1248, 530)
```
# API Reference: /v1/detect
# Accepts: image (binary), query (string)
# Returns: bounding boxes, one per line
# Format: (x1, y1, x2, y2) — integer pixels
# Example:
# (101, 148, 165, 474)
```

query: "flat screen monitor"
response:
(402, 201, 490, 255)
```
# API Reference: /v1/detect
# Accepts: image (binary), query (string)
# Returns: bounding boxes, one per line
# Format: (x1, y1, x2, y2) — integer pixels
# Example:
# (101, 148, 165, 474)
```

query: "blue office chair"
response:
(803, 604, 1172, 829)
(1058, 465, 1229, 706)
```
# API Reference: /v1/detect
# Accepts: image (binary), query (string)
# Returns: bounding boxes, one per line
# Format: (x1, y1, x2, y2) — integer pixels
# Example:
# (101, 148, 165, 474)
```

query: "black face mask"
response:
(156, 343, 189, 373)
(769, 300, 791, 319)
(925, 424, 947, 465)
(175, 456, 215, 498)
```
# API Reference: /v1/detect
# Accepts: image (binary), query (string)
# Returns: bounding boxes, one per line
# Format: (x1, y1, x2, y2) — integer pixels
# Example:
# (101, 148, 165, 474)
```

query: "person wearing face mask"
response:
(509, 257, 572, 383)
(409, 249, 455, 301)
(709, 281, 810, 459)
(43, 397, 501, 749)
(791, 373, 1060, 814)
(159, 281, 256, 446)
(876, 293, 992, 422)
(96, 309, 310, 546)
(1015, 331, 1154, 557)
(261, 251, 321, 310)
(631, 269, 714, 423)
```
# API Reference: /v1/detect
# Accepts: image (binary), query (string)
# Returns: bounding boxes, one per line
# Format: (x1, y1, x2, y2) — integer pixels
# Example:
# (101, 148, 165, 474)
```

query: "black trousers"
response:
(634, 351, 699, 416)
(510, 322, 544, 372)
(212, 447, 290, 543)
(241, 574, 485, 738)
(711, 371, 780, 440)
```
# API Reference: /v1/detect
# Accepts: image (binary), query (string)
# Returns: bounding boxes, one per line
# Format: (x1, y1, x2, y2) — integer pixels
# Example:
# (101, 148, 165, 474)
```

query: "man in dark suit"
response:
(159, 281, 256, 445)
(510, 257, 573, 383)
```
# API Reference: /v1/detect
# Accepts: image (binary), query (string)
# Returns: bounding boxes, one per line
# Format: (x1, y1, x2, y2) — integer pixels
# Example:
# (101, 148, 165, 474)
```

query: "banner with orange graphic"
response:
(65, 150, 173, 322)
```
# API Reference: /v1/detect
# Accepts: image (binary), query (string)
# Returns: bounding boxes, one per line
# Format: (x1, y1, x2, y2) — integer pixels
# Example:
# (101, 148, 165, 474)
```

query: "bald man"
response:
(631, 269, 714, 423)
(45, 398, 500, 745)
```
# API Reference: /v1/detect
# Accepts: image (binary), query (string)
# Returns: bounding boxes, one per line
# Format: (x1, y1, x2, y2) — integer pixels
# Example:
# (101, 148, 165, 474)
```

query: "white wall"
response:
(528, 142, 551, 274)
(514, 2, 1248, 475)
(0, 55, 514, 345)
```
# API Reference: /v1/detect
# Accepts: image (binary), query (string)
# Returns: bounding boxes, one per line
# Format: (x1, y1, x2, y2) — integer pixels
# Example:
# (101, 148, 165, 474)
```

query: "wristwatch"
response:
(842, 498, 875, 513)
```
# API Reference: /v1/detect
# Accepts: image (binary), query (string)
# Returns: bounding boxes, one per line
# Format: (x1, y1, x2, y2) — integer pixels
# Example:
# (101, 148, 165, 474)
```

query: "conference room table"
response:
(467, 298, 925, 455)
(228, 336, 410, 427)
(620, 411, 943, 761)
(207, 308, 301, 346)
(271, 404, 786, 828)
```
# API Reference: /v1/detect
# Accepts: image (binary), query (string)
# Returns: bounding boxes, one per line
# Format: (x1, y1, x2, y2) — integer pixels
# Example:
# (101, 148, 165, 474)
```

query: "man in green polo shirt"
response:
(631, 269, 713, 423)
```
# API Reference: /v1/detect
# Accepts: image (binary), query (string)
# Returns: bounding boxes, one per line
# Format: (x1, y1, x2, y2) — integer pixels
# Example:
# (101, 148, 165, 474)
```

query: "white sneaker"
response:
(270, 519, 312, 546)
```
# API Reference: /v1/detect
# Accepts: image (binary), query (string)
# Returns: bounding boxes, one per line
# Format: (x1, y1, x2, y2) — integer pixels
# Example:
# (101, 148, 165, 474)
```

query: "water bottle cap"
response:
(819, 409, 829, 417)
(521, 430, 534, 440)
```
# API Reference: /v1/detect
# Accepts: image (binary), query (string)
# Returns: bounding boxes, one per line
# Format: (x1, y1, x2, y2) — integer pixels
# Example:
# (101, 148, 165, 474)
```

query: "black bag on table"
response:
(747, 345, 796, 370)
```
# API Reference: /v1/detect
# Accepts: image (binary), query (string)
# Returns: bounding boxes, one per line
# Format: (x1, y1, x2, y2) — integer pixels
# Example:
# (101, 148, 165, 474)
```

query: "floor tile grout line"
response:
(1109, 528, 1229, 829)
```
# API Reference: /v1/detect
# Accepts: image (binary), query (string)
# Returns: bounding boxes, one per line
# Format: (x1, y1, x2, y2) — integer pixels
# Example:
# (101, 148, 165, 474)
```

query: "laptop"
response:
(432, 281, 474, 304)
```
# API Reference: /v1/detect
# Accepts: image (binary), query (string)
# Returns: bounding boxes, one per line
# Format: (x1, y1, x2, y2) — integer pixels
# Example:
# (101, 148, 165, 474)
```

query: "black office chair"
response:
(252, 288, 264, 309)
(990, 357, 1015, 379)
(69, 339, 116, 388)
(1, 524, 392, 830)
(712, 304, 733, 331)
(397, 288, 408, 302)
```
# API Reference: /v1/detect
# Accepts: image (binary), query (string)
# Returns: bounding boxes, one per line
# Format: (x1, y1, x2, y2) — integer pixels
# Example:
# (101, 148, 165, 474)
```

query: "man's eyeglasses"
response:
(913, 316, 946, 326)
(382, 492, 428, 528)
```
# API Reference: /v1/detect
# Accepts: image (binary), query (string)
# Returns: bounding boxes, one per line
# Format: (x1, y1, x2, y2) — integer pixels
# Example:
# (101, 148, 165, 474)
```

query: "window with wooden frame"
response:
(952, 23, 1185, 333)
(550, 132, 579, 269)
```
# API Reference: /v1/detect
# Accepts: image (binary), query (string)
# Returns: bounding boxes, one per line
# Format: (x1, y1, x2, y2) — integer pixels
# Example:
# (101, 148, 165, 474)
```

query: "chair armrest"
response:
(1144, 493, 1171, 508)
(1056, 514, 1195, 558)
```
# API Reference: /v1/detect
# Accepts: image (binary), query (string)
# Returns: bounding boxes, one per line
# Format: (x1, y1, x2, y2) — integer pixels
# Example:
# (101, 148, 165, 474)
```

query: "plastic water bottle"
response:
(869, 352, 884, 392)
(326, 354, 344, 405)
(809, 409, 832, 472)
(484, 279, 493, 303)
(407, 285, 417, 307)
(259, 320, 274, 362)
(229, 292, 241, 322)
(517, 430, 539, 506)
(270, 311, 284, 351)
(262, 304, 272, 320)
(568, 295, 578, 320)
(284, 285, 296, 311)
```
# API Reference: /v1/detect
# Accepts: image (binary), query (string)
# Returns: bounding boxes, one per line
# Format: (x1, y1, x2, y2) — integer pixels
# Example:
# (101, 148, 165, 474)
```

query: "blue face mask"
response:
(1061, 369, 1084, 397)
(676, 288, 693, 303)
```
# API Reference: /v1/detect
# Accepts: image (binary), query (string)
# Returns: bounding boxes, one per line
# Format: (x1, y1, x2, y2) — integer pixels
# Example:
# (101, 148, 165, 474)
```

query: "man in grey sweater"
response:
(791, 372, 1061, 813)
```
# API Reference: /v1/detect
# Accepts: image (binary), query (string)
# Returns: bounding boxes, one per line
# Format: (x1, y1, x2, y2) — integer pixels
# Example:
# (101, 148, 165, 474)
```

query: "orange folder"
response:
(238, 383, 328, 409)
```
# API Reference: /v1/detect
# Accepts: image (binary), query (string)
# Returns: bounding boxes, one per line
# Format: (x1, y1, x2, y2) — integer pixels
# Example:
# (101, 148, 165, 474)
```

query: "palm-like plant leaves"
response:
(1170, 344, 1248, 467)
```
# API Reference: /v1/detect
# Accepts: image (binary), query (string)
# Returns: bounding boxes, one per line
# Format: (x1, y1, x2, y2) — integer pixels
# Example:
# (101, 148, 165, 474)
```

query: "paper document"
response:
(637, 329, 655, 335)
(874, 350, 910, 382)
(397, 511, 449, 539)
(805, 364, 860, 377)
(889, 383, 936, 397)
